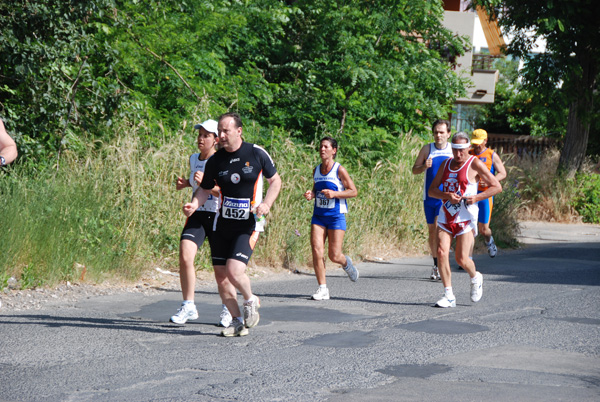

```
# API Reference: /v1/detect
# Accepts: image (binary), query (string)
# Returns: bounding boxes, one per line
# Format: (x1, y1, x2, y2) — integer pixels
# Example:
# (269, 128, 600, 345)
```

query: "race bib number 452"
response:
(222, 197, 250, 220)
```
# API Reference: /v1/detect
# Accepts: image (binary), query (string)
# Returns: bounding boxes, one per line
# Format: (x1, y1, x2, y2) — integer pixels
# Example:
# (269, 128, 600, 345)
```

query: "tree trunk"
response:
(558, 46, 596, 178)
(559, 100, 590, 178)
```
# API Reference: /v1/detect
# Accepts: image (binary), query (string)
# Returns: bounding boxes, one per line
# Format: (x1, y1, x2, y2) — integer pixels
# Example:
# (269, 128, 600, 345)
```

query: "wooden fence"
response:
(487, 134, 561, 158)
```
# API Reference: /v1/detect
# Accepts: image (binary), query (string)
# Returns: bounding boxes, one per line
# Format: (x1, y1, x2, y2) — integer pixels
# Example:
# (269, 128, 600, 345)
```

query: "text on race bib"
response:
(443, 190, 462, 216)
(316, 192, 334, 209)
(222, 197, 251, 220)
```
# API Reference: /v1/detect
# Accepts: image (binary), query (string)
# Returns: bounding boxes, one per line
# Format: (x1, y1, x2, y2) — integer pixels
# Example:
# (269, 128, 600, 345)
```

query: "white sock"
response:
(319, 284, 327, 290)
(237, 316, 244, 324)
(182, 300, 194, 306)
(486, 236, 494, 245)
(471, 274, 480, 283)
(444, 287, 454, 299)
(244, 295, 256, 304)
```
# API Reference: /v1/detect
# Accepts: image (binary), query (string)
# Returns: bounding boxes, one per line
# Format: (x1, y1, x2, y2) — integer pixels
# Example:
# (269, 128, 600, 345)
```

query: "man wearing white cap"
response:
(469, 129, 506, 257)
(170, 119, 235, 329)
(428, 132, 502, 308)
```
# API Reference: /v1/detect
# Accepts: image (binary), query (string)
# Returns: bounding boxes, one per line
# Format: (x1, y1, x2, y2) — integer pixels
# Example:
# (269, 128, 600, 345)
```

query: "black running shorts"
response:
(180, 211, 216, 248)
(210, 229, 260, 266)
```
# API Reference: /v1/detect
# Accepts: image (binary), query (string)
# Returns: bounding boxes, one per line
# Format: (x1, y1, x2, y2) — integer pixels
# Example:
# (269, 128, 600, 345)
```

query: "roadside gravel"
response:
(0, 265, 292, 311)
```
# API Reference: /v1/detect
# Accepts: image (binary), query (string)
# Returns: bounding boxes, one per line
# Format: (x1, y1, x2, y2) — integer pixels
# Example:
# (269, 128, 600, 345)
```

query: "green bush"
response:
(573, 173, 600, 224)
(0, 123, 429, 289)
(489, 172, 523, 248)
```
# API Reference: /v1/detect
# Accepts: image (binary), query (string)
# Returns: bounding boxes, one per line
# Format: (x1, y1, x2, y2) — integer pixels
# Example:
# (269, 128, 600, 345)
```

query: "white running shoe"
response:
(343, 255, 359, 282)
(435, 295, 456, 308)
(470, 272, 483, 302)
(487, 237, 497, 258)
(430, 266, 441, 281)
(170, 303, 199, 324)
(243, 296, 261, 328)
(219, 304, 232, 328)
(311, 287, 330, 300)
(221, 317, 248, 337)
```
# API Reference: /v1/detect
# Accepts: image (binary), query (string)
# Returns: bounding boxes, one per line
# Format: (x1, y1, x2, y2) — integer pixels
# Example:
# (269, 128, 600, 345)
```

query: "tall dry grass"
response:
(1, 123, 431, 288)
(502, 149, 580, 223)
(8, 122, 574, 289)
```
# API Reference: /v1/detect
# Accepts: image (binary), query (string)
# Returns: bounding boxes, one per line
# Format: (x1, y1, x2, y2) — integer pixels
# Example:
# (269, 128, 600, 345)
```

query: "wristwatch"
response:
(0, 156, 5, 166)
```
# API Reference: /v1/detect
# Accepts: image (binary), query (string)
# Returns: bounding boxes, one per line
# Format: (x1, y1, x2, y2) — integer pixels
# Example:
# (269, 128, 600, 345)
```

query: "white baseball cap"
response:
(194, 119, 218, 136)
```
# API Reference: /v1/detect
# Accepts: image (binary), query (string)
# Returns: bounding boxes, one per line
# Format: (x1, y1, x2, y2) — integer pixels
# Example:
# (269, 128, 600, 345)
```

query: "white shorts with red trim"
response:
(438, 220, 478, 238)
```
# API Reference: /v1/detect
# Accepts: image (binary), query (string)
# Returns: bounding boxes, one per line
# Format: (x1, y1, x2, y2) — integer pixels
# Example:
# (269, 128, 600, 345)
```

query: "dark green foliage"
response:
(474, 0, 600, 174)
(474, 57, 569, 137)
(227, 0, 467, 138)
(0, 0, 122, 161)
(1, 0, 468, 166)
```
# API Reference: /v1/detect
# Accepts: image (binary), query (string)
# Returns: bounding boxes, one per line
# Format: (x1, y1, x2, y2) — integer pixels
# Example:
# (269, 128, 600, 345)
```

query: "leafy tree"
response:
(0, 0, 121, 163)
(221, 0, 468, 139)
(474, 0, 600, 177)
(474, 57, 568, 137)
(2, 0, 469, 166)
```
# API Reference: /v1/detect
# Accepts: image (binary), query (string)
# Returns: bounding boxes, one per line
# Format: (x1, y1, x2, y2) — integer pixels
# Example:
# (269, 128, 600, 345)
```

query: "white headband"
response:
(451, 142, 471, 149)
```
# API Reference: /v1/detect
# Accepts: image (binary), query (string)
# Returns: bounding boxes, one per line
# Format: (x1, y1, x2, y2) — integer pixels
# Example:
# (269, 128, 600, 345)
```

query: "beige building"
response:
(442, 0, 505, 130)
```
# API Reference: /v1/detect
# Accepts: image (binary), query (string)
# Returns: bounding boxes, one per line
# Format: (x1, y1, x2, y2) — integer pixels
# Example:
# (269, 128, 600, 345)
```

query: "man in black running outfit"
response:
(183, 112, 282, 337)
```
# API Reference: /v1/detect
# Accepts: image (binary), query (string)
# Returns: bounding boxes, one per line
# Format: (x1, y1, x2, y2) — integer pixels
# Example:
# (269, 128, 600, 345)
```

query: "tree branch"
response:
(128, 31, 202, 102)
(57, 56, 88, 170)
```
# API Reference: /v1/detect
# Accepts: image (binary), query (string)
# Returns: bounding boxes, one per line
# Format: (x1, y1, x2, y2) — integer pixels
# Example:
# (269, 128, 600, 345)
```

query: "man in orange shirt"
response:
(469, 129, 506, 257)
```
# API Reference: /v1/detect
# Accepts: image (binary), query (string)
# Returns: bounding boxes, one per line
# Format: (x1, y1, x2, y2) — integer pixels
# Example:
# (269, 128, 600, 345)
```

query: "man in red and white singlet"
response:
(428, 132, 502, 308)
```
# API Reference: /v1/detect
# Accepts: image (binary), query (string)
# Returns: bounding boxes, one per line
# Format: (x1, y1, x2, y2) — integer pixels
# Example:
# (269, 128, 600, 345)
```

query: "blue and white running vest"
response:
(189, 153, 219, 213)
(313, 162, 347, 217)
(423, 143, 453, 204)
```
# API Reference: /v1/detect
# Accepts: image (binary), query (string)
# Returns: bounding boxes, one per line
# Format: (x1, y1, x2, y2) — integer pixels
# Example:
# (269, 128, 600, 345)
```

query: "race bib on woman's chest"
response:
(316, 192, 334, 209)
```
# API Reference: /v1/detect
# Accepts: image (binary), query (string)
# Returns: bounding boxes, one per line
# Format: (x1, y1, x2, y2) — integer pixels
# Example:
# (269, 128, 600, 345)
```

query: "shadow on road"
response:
(0, 315, 213, 336)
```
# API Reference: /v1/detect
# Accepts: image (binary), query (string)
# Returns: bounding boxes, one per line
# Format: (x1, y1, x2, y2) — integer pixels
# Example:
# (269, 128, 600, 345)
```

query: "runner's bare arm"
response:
(428, 161, 460, 204)
(492, 152, 507, 182)
(322, 165, 357, 199)
(468, 158, 502, 204)
(0, 120, 18, 164)
(182, 187, 211, 217)
(176, 176, 190, 190)
(255, 173, 282, 217)
(412, 144, 431, 175)
(304, 167, 317, 200)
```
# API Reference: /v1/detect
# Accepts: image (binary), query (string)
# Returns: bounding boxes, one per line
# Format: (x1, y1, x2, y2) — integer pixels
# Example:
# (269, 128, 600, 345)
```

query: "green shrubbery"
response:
(499, 150, 599, 224)
(1, 0, 466, 161)
(5, 124, 597, 290)
(573, 173, 600, 224)
(0, 120, 433, 288)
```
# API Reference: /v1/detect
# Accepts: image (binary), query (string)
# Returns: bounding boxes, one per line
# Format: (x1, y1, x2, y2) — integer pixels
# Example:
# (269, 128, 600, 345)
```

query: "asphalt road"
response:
(1, 221, 599, 401)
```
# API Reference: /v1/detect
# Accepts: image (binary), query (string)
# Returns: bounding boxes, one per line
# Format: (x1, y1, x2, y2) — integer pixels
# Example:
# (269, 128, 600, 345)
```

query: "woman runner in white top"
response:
(304, 137, 358, 301)
(170, 120, 234, 328)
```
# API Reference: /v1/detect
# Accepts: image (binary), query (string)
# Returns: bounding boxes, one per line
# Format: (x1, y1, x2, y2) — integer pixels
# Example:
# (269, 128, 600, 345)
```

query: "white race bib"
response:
(444, 191, 462, 216)
(316, 192, 334, 209)
(444, 200, 461, 216)
(222, 197, 251, 220)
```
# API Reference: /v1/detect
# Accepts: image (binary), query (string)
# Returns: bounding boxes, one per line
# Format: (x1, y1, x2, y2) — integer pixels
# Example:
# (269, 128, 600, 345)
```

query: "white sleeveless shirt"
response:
(189, 153, 219, 213)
